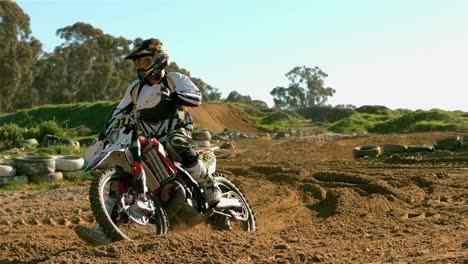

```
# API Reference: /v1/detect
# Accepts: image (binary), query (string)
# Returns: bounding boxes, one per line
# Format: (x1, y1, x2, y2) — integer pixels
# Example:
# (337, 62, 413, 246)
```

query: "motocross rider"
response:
(86, 38, 222, 217)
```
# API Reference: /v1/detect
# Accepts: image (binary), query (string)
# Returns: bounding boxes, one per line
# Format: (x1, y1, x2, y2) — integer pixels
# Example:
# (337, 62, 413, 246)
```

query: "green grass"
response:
(2, 102, 467, 137)
(328, 109, 468, 134)
(228, 102, 311, 132)
(35, 145, 84, 157)
(63, 172, 93, 182)
(0, 181, 61, 191)
(0, 143, 84, 159)
(0, 101, 118, 134)
(0, 176, 92, 191)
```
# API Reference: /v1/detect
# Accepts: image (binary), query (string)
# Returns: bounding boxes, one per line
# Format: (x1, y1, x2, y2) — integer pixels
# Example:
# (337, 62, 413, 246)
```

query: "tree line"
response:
(0, 1, 335, 113)
(0, 1, 223, 112)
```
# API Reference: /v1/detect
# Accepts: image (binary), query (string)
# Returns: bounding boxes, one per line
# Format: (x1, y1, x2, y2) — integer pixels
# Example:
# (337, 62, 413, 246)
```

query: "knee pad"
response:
(179, 148, 198, 167)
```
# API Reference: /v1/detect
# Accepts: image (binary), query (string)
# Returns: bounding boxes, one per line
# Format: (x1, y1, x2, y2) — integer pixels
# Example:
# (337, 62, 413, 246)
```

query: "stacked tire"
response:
(1, 155, 85, 185)
(353, 135, 466, 160)
(192, 129, 211, 149)
(434, 136, 462, 151)
(53, 155, 86, 179)
(382, 144, 408, 155)
(14, 156, 61, 183)
(0, 164, 27, 185)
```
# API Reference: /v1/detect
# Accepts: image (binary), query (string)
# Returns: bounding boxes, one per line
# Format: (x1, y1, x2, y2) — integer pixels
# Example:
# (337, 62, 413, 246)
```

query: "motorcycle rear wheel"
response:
(214, 173, 256, 232)
(89, 169, 169, 241)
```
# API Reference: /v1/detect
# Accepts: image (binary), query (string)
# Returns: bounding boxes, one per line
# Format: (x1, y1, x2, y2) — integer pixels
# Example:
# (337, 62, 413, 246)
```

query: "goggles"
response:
(133, 55, 156, 70)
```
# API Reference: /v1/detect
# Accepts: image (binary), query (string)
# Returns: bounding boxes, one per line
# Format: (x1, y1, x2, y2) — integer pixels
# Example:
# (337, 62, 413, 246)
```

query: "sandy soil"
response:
(0, 131, 467, 264)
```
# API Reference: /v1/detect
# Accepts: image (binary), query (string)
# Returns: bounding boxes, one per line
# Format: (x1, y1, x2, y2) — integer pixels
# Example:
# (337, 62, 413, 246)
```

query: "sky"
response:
(16, 0, 468, 111)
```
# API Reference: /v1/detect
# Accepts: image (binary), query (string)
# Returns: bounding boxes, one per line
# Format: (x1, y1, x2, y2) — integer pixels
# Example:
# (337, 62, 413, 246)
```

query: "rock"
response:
(22, 138, 38, 145)
(219, 142, 235, 149)
(0, 165, 15, 177)
(42, 134, 80, 149)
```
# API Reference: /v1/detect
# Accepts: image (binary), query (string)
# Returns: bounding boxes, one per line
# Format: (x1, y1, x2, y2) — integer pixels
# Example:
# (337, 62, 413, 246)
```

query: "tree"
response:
(33, 22, 133, 104)
(3, 15, 219, 110)
(0, 1, 42, 112)
(224, 91, 252, 104)
(271, 66, 335, 110)
(166, 62, 222, 102)
(204, 84, 222, 101)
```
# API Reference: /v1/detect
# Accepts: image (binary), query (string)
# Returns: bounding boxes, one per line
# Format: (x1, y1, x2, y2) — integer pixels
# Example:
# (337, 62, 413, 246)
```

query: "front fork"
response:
(130, 129, 147, 195)
(113, 129, 147, 197)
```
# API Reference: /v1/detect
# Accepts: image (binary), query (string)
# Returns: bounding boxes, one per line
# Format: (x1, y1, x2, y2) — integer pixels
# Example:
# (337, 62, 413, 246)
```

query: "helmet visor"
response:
(133, 55, 156, 70)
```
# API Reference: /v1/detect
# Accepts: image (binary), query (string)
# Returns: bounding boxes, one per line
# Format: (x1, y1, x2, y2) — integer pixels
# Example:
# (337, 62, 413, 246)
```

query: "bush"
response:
(370, 109, 459, 133)
(36, 144, 83, 156)
(0, 123, 24, 142)
(412, 121, 458, 132)
(24, 127, 40, 140)
(77, 126, 93, 136)
(261, 111, 293, 124)
(327, 115, 371, 135)
(356, 105, 392, 115)
(327, 108, 467, 134)
(297, 105, 356, 123)
(38, 120, 65, 140)
(252, 100, 269, 110)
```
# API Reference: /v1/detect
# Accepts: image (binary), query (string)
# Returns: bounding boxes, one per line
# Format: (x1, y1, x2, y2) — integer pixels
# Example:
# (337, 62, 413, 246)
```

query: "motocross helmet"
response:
(125, 38, 169, 81)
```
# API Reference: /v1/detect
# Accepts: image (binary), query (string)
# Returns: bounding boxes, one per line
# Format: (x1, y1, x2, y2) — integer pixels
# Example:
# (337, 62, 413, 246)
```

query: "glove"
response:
(160, 86, 178, 102)
(160, 86, 171, 99)
(84, 140, 104, 162)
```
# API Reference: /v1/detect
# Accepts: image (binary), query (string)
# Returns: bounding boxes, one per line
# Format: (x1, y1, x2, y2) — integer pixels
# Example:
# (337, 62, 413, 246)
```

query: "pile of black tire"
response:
(353, 135, 466, 159)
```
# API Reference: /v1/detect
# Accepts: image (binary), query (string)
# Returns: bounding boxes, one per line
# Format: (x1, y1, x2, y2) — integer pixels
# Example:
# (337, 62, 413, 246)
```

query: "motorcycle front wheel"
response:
(89, 169, 169, 241)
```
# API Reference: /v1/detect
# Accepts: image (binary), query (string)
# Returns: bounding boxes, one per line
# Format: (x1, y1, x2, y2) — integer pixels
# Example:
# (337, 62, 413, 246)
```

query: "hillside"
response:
(190, 104, 257, 133)
(0, 102, 258, 135)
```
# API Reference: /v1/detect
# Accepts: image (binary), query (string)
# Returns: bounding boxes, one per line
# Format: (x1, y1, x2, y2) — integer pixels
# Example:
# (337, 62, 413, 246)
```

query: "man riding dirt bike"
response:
(81, 38, 255, 242)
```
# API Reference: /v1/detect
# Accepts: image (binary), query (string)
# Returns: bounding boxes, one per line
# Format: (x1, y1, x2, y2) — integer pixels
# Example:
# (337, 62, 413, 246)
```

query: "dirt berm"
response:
(190, 104, 257, 134)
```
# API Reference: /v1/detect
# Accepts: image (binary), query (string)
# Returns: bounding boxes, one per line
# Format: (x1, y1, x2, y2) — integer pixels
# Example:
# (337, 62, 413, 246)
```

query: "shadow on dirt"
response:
(307, 190, 339, 218)
(313, 171, 401, 199)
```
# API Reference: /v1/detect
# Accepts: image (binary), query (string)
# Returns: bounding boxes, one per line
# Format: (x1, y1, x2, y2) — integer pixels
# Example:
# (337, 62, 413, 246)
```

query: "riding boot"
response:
(185, 155, 222, 206)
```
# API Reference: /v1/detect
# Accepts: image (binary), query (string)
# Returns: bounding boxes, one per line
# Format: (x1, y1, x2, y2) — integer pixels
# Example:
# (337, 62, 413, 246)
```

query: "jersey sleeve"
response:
(168, 72, 202, 107)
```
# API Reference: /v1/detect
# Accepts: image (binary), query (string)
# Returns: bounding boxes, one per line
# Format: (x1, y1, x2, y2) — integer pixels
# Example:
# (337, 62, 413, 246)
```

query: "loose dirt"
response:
(1, 130, 467, 263)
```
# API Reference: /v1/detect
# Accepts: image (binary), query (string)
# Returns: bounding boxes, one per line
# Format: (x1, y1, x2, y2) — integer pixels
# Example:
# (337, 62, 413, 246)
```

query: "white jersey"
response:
(103, 72, 201, 142)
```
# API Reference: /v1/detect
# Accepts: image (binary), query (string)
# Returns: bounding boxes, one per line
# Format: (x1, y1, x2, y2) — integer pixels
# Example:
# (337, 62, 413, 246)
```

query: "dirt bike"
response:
(83, 112, 256, 241)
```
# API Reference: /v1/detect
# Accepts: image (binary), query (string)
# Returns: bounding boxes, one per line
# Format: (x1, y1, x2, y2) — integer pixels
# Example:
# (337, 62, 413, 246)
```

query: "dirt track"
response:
(0, 132, 467, 263)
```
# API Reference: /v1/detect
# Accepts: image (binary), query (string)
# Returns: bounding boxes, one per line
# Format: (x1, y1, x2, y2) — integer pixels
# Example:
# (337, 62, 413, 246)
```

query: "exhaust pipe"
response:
(161, 180, 209, 226)
(161, 181, 186, 219)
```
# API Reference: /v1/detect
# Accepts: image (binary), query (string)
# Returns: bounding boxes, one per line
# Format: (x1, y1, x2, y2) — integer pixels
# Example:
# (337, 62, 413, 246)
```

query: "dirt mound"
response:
(0, 132, 467, 263)
(190, 104, 257, 134)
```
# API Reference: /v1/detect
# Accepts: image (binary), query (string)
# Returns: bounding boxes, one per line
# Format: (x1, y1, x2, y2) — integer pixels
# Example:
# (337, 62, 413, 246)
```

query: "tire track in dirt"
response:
(1, 132, 468, 263)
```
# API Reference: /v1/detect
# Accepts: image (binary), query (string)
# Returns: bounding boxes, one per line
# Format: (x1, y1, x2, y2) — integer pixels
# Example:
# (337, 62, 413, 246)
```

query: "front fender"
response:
(83, 145, 127, 172)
